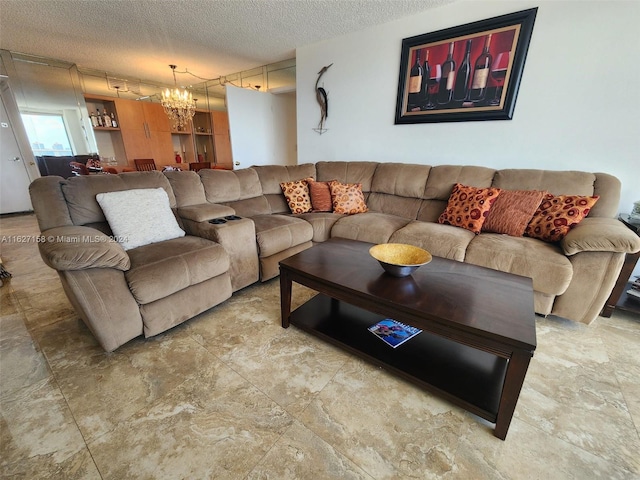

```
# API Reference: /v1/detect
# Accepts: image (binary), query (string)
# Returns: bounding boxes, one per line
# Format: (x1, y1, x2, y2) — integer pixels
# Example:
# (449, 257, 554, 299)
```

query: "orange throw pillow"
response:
(482, 189, 546, 237)
(280, 178, 313, 214)
(329, 181, 368, 215)
(525, 193, 599, 242)
(307, 179, 334, 212)
(438, 183, 501, 234)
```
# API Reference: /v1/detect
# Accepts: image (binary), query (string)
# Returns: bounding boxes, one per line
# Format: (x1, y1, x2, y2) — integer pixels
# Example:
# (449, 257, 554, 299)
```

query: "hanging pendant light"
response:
(161, 65, 196, 129)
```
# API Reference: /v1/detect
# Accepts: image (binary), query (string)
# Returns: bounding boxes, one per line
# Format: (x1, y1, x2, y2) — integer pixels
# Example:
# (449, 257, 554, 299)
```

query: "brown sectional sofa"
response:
(29, 162, 640, 352)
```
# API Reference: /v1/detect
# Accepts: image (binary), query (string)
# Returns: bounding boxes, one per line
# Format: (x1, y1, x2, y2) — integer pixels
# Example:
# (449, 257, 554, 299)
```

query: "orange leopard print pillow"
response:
(280, 178, 313, 214)
(329, 181, 368, 215)
(525, 193, 599, 242)
(438, 183, 502, 234)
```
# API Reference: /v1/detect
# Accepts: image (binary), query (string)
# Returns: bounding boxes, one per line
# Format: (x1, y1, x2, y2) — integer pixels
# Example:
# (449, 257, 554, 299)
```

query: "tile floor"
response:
(1, 213, 639, 479)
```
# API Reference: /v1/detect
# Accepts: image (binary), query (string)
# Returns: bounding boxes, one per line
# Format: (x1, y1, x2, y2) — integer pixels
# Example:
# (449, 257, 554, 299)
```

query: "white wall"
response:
(226, 85, 297, 167)
(296, 0, 640, 216)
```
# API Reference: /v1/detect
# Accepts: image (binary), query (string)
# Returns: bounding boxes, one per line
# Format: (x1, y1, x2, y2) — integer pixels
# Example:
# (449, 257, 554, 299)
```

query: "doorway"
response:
(0, 77, 37, 214)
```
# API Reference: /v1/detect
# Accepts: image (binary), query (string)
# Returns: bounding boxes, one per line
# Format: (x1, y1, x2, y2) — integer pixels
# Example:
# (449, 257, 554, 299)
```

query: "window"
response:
(21, 113, 73, 156)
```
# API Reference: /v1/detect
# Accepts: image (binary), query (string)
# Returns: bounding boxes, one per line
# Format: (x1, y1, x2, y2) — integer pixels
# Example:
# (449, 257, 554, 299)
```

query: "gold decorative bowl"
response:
(369, 243, 432, 277)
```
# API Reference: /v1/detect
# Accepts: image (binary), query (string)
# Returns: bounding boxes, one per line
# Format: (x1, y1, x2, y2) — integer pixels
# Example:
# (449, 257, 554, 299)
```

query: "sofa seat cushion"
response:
(297, 212, 345, 242)
(331, 212, 411, 245)
(252, 214, 314, 258)
(389, 221, 475, 261)
(465, 233, 573, 296)
(125, 236, 229, 304)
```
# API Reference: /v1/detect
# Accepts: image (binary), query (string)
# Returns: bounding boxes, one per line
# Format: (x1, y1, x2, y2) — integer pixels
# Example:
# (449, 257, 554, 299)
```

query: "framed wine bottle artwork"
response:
(394, 8, 537, 124)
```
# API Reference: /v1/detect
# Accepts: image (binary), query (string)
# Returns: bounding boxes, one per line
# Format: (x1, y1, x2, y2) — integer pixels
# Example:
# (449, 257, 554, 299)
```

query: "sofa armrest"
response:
(561, 217, 640, 256)
(177, 203, 236, 222)
(38, 226, 130, 271)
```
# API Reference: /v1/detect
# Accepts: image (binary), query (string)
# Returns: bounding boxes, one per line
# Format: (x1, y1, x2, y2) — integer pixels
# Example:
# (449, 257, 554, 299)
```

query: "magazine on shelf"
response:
(368, 319, 422, 348)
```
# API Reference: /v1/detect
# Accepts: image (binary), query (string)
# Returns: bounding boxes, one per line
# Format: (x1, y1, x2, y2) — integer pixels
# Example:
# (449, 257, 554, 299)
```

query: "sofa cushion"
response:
(371, 163, 432, 198)
(316, 161, 378, 192)
(417, 166, 496, 223)
(367, 193, 422, 220)
(389, 221, 475, 261)
(307, 179, 334, 212)
(492, 169, 596, 196)
(199, 168, 263, 203)
(224, 196, 272, 217)
(465, 234, 574, 296)
(438, 183, 501, 234)
(254, 164, 316, 215)
(424, 165, 496, 200)
(482, 189, 546, 237)
(525, 193, 599, 243)
(125, 236, 229, 304)
(329, 181, 368, 214)
(254, 164, 316, 195)
(280, 178, 313, 214)
(297, 212, 345, 242)
(331, 212, 411, 245)
(61, 171, 176, 226)
(96, 188, 185, 250)
(252, 214, 314, 258)
(164, 171, 207, 207)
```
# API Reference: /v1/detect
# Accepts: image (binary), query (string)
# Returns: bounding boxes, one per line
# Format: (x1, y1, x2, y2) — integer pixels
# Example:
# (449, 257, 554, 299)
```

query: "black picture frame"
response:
(394, 8, 537, 124)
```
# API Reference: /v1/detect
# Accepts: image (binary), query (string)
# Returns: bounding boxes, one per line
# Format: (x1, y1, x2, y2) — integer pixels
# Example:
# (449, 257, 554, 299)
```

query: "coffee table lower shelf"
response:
(289, 294, 508, 427)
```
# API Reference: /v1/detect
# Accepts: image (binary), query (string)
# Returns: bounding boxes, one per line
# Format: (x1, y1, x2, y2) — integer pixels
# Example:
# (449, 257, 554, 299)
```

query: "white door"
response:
(0, 89, 33, 214)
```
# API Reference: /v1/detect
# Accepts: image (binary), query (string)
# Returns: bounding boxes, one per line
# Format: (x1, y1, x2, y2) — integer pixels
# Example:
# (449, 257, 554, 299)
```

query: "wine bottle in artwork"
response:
(419, 50, 431, 109)
(469, 34, 493, 102)
(437, 42, 456, 105)
(407, 49, 424, 110)
(453, 40, 472, 102)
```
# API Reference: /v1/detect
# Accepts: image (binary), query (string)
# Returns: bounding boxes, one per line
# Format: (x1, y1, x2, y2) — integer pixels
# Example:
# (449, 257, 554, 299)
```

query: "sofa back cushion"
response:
(315, 161, 378, 193)
(253, 164, 316, 214)
(368, 163, 431, 219)
(61, 171, 176, 226)
(198, 168, 271, 217)
(199, 168, 263, 203)
(164, 171, 207, 207)
(417, 165, 496, 222)
(492, 169, 618, 218)
(28, 176, 74, 231)
(492, 169, 594, 195)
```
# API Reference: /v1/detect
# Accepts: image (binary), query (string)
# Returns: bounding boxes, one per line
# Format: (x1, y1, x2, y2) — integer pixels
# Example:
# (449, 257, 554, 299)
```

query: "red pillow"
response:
(482, 190, 546, 237)
(525, 193, 599, 242)
(307, 179, 334, 212)
(438, 183, 501, 234)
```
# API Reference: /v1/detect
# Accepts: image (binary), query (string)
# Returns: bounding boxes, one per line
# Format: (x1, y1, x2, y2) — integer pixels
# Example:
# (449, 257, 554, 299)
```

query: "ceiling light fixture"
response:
(161, 65, 196, 129)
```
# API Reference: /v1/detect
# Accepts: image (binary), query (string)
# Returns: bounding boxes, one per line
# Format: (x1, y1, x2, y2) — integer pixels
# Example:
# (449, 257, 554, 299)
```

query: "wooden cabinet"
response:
(192, 110, 214, 164)
(212, 110, 233, 169)
(115, 99, 174, 166)
(84, 95, 126, 166)
(86, 95, 233, 170)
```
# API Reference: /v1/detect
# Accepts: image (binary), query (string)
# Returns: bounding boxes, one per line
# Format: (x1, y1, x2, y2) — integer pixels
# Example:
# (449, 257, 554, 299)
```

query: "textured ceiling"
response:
(0, 0, 455, 86)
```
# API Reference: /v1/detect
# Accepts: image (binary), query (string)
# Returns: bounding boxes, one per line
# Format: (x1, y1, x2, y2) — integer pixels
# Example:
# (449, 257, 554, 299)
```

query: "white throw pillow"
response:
(96, 188, 185, 251)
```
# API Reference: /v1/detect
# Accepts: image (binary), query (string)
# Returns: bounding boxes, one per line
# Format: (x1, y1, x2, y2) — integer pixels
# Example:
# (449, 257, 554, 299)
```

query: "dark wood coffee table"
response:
(280, 238, 536, 440)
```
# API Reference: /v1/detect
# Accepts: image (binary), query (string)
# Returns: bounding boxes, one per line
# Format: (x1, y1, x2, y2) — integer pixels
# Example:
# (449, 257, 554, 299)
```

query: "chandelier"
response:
(161, 65, 196, 129)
